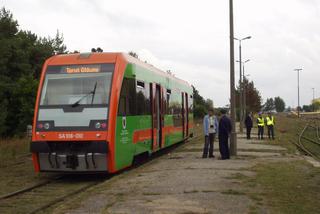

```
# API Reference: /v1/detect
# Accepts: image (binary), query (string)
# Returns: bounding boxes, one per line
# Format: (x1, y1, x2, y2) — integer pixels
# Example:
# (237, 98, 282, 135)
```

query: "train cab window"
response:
(118, 78, 136, 116)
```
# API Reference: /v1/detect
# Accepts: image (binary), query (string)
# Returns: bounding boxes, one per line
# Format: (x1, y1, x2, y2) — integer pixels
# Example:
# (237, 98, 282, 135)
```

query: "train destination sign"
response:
(64, 65, 100, 73)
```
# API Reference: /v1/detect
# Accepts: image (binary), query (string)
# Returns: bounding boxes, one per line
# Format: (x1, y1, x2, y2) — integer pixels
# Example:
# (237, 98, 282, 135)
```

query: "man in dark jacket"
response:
(244, 112, 253, 139)
(218, 109, 232, 160)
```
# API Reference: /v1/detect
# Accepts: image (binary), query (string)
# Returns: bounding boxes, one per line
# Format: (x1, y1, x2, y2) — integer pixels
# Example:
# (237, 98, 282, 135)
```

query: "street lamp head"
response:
(243, 36, 252, 40)
(244, 59, 250, 63)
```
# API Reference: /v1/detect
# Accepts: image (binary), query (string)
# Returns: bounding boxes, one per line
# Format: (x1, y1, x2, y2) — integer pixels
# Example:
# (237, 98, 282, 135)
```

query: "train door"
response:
(181, 92, 189, 139)
(151, 83, 163, 151)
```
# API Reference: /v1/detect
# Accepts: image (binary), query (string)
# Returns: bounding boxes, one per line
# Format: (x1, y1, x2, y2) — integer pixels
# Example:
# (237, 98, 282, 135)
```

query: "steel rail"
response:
(0, 176, 63, 200)
(27, 181, 103, 214)
(296, 123, 320, 161)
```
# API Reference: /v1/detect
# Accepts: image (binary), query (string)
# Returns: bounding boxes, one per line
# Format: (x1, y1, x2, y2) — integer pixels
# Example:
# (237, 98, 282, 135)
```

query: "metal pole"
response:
(298, 71, 300, 117)
(229, 0, 237, 156)
(239, 41, 243, 133)
(294, 68, 302, 117)
(243, 64, 246, 116)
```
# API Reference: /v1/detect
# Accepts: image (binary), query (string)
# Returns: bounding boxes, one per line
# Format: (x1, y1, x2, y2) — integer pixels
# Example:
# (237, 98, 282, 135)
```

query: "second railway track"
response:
(293, 122, 320, 161)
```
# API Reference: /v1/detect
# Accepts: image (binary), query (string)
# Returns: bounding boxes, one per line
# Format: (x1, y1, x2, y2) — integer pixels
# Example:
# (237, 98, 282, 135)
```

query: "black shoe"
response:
(209, 155, 215, 158)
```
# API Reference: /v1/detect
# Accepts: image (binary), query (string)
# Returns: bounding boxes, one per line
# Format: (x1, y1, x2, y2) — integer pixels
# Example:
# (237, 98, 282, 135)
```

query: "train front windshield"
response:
(37, 64, 114, 131)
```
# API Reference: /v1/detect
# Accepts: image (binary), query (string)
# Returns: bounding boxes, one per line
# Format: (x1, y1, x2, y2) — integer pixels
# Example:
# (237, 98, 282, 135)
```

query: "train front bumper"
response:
(30, 141, 108, 172)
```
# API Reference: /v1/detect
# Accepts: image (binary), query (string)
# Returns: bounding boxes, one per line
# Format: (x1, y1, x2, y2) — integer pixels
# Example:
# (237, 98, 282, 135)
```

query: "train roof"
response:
(46, 52, 192, 88)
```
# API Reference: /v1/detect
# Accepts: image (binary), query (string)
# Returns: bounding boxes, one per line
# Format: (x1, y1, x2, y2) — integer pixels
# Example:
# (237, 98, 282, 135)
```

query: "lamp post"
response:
(242, 59, 250, 116)
(234, 36, 251, 133)
(294, 68, 302, 117)
(236, 59, 250, 117)
(229, 0, 237, 156)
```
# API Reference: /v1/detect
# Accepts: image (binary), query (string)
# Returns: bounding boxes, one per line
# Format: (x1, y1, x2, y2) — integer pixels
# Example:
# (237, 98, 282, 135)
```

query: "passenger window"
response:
(136, 80, 151, 115)
(118, 78, 136, 116)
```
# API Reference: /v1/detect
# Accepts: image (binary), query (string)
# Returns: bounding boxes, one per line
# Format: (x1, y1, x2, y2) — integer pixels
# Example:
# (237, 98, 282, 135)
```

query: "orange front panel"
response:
(33, 131, 108, 141)
(106, 54, 127, 173)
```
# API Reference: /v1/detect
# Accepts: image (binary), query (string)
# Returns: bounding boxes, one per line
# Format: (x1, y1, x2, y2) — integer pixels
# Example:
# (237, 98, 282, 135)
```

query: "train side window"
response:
(136, 80, 151, 115)
(118, 78, 136, 116)
(137, 80, 145, 89)
(166, 89, 171, 114)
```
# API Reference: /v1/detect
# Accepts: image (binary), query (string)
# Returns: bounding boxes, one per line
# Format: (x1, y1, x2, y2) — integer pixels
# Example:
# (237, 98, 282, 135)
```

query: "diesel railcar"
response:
(31, 53, 193, 173)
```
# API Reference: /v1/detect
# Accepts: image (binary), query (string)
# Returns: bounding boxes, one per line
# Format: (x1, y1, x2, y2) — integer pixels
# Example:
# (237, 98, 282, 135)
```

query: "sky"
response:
(2, 0, 320, 107)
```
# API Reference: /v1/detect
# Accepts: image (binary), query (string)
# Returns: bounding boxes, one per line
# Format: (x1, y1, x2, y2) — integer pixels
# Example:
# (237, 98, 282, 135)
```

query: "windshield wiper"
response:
(71, 82, 97, 107)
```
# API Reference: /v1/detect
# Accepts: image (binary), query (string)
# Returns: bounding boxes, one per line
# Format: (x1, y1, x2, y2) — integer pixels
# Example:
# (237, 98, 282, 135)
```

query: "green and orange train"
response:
(31, 53, 193, 173)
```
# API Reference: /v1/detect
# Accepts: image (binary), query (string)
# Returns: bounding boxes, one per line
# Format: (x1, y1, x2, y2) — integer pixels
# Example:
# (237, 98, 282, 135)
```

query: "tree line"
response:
(0, 8, 67, 136)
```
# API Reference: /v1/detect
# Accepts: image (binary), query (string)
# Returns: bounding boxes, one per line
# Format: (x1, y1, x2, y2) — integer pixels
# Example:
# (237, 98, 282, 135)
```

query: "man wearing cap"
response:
(257, 112, 265, 140)
(218, 109, 232, 160)
(202, 108, 219, 158)
(266, 112, 275, 140)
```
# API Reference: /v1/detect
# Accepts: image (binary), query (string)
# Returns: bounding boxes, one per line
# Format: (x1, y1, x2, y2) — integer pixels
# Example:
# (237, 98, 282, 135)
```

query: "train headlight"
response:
(44, 122, 50, 130)
(95, 122, 101, 129)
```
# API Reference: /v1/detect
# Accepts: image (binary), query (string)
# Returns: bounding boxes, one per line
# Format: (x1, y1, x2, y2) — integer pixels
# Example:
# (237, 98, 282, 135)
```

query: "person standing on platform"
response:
(257, 112, 265, 140)
(218, 109, 232, 160)
(202, 108, 219, 158)
(266, 112, 275, 140)
(244, 112, 253, 139)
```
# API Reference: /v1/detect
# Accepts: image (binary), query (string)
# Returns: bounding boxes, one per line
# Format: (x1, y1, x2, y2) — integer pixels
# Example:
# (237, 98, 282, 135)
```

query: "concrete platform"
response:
(58, 131, 300, 214)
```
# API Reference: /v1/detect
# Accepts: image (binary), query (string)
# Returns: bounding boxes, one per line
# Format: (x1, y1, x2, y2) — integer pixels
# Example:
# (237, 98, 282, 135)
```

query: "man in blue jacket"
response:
(218, 109, 232, 160)
(203, 108, 219, 158)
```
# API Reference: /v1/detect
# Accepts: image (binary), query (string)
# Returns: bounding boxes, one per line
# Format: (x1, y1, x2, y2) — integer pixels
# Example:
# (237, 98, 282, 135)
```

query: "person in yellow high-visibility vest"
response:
(266, 112, 275, 140)
(256, 112, 265, 140)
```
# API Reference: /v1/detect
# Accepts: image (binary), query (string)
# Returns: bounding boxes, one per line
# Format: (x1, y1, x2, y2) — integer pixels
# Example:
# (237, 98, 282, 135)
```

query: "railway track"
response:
(0, 136, 197, 213)
(0, 174, 108, 214)
(292, 122, 320, 161)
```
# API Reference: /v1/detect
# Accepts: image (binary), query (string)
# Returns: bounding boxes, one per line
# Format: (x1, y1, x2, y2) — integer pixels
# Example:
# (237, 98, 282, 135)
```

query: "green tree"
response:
(236, 78, 262, 113)
(0, 7, 67, 136)
(263, 98, 275, 112)
(128, 51, 139, 58)
(192, 86, 206, 118)
(274, 96, 285, 112)
(302, 105, 311, 112)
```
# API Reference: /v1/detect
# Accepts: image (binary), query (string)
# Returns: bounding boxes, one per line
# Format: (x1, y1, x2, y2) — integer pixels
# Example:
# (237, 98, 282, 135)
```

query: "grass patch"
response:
(0, 137, 30, 167)
(270, 114, 308, 153)
(142, 192, 162, 196)
(244, 160, 320, 214)
(183, 190, 199, 194)
(224, 172, 250, 180)
(221, 189, 245, 195)
(202, 190, 217, 193)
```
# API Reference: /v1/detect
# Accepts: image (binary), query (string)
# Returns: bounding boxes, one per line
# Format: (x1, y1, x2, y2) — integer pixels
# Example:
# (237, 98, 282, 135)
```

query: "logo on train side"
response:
(122, 117, 126, 129)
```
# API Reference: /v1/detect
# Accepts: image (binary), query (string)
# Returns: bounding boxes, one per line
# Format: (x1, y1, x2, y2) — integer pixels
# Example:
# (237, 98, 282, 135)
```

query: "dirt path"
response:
(52, 130, 301, 214)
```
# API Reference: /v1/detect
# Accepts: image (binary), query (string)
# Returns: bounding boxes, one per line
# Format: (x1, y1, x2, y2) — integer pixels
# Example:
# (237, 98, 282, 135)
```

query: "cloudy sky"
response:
(3, 0, 320, 107)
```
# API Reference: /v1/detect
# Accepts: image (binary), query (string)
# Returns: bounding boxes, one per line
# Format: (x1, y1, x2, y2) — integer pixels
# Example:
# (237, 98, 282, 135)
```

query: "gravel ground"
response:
(51, 129, 300, 214)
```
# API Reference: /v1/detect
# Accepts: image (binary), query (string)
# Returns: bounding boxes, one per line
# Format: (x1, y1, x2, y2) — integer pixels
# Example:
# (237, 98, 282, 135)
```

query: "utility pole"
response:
(229, 0, 237, 156)
(294, 68, 302, 117)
